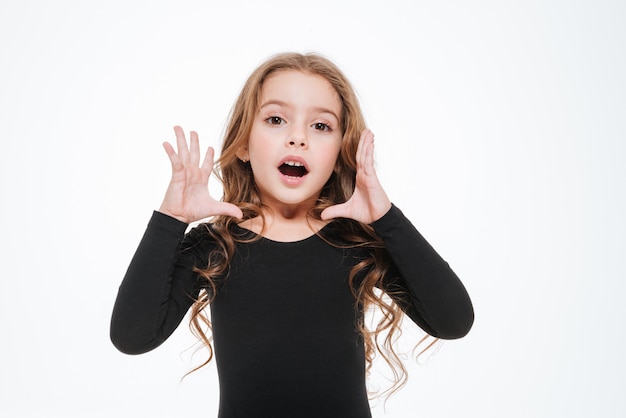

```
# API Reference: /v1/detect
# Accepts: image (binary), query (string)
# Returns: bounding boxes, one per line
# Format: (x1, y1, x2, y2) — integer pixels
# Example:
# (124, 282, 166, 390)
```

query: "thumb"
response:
(216, 202, 244, 220)
(320, 203, 348, 221)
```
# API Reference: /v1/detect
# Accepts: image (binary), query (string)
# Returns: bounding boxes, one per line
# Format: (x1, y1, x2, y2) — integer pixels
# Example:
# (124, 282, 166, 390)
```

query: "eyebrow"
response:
(259, 100, 341, 122)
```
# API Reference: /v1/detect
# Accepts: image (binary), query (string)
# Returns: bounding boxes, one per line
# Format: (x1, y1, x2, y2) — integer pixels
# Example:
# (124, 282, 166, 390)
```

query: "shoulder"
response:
(319, 219, 378, 258)
(183, 219, 253, 250)
(181, 221, 223, 254)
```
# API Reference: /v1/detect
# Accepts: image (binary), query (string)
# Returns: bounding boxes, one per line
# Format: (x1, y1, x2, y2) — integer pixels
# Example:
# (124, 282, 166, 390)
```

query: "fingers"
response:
(200, 146, 215, 177)
(189, 130, 201, 167)
(162, 141, 176, 158)
(162, 141, 183, 171)
(170, 126, 213, 174)
(357, 129, 375, 176)
(173, 125, 190, 163)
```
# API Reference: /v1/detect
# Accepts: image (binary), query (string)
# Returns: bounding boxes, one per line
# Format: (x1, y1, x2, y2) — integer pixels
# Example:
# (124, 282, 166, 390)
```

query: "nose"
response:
(288, 138, 307, 148)
(287, 125, 308, 149)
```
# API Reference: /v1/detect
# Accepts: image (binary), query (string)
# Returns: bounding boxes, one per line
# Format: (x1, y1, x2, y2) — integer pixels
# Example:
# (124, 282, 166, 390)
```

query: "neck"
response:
(239, 197, 327, 242)
(260, 193, 319, 221)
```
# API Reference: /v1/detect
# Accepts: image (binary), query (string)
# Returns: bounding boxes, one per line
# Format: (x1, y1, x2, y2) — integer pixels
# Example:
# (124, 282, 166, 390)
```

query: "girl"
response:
(110, 52, 473, 417)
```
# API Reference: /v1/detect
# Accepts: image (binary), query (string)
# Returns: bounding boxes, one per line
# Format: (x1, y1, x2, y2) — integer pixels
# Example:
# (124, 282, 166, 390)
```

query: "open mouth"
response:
(278, 161, 308, 177)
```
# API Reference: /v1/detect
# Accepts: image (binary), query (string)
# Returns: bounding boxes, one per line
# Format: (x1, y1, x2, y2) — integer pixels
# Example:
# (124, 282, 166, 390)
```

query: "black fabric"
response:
(110, 205, 473, 418)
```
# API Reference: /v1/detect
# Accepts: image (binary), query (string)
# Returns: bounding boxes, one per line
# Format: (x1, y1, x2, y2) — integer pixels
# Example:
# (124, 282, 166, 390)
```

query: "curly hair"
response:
(187, 52, 426, 397)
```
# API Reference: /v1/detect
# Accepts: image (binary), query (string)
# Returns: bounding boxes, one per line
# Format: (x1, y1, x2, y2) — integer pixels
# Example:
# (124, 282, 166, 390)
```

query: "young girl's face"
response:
(241, 70, 343, 210)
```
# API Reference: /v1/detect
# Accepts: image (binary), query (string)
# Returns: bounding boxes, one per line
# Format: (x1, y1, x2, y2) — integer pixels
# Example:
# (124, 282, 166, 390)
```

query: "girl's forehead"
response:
(259, 70, 341, 114)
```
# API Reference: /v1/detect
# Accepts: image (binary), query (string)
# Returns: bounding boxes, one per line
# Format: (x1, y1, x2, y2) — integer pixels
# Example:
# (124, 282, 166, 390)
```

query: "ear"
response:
(236, 147, 250, 163)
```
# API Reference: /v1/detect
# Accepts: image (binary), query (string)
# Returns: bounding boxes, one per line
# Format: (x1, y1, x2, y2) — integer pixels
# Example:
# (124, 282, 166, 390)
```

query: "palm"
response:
(321, 129, 391, 224)
(159, 126, 243, 223)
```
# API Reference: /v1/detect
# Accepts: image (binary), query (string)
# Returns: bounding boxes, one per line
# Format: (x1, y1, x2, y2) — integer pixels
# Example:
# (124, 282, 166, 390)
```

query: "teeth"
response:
(284, 161, 303, 167)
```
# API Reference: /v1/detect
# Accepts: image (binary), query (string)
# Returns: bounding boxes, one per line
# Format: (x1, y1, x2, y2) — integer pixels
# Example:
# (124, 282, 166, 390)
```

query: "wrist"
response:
(157, 206, 189, 224)
(370, 198, 392, 223)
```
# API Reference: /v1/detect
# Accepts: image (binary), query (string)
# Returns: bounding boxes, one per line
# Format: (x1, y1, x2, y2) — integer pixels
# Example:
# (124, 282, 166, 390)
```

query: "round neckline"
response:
(233, 222, 333, 245)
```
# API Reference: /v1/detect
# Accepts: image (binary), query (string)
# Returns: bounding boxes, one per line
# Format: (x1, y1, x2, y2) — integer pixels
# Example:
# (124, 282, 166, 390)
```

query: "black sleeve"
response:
(110, 211, 210, 354)
(371, 205, 474, 339)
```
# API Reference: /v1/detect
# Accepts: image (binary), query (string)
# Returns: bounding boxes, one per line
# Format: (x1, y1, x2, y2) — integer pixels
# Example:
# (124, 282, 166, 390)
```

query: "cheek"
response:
(324, 142, 343, 172)
(247, 131, 270, 160)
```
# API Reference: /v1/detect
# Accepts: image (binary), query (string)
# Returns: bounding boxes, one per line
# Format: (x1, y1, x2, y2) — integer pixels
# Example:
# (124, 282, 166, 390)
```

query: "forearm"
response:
(372, 205, 474, 339)
(110, 212, 199, 354)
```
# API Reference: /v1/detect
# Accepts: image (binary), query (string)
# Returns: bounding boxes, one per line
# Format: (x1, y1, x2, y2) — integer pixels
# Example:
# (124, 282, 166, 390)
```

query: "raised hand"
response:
(321, 129, 392, 224)
(159, 126, 243, 223)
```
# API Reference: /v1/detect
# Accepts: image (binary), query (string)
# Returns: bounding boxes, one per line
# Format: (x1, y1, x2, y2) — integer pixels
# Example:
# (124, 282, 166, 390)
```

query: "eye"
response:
(266, 116, 285, 126)
(312, 122, 331, 132)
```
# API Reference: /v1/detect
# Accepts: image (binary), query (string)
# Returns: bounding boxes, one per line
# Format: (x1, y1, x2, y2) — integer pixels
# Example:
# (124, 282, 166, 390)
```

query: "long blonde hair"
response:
(188, 52, 423, 397)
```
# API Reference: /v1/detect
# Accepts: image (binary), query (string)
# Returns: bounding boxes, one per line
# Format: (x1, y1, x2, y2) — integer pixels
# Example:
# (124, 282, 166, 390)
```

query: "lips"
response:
(278, 156, 309, 178)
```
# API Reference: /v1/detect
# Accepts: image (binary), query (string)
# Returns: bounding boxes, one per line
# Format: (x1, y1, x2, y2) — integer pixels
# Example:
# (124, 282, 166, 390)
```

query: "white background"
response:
(1, 0, 624, 417)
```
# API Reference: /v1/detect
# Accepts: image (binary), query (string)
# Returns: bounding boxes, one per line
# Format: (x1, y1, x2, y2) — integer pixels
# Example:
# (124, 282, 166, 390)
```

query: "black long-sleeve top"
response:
(110, 205, 473, 418)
